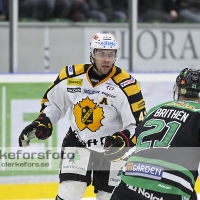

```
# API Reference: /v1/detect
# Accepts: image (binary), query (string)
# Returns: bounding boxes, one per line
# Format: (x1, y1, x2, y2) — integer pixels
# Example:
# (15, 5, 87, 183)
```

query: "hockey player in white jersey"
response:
(19, 32, 146, 200)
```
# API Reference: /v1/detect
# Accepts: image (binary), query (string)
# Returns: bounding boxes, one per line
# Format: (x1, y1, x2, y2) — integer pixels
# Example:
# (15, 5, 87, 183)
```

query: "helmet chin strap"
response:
(90, 56, 100, 74)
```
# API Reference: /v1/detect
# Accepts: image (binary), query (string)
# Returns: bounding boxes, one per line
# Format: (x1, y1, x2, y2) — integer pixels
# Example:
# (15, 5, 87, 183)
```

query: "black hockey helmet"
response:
(174, 68, 200, 99)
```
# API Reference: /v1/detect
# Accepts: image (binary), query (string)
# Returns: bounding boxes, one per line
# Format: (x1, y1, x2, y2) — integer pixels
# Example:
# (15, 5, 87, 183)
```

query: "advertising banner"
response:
(84, 27, 200, 72)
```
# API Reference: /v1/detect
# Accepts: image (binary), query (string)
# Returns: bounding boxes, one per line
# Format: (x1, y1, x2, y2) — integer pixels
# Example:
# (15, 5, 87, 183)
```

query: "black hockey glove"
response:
(103, 130, 135, 162)
(19, 113, 53, 147)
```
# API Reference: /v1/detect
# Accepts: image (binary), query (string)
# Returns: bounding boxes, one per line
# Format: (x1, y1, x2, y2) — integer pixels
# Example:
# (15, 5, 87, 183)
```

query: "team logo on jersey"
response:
(125, 162, 163, 180)
(73, 97, 104, 132)
(106, 85, 115, 90)
(67, 78, 83, 86)
(120, 76, 135, 87)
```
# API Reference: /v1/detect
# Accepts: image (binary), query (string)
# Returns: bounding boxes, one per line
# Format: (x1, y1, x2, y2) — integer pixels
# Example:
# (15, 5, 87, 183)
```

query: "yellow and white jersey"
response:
(40, 64, 146, 152)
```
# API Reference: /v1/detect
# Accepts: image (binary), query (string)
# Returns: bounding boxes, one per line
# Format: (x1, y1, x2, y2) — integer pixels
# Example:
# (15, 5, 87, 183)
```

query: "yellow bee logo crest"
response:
(74, 97, 104, 132)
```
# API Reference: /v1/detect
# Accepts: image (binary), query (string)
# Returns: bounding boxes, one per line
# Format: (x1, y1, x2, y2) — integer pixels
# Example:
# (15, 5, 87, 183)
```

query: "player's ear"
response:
(90, 57, 94, 62)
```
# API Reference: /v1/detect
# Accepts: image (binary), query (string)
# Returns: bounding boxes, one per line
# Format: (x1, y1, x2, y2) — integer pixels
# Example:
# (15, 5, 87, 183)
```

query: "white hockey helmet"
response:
(89, 32, 120, 60)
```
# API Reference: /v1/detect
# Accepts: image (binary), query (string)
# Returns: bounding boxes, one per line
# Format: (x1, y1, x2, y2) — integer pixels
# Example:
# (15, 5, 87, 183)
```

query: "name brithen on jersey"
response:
(153, 108, 189, 122)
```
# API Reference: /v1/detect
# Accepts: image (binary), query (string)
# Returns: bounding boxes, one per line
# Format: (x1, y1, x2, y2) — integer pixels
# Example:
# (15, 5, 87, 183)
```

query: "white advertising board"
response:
(84, 27, 200, 72)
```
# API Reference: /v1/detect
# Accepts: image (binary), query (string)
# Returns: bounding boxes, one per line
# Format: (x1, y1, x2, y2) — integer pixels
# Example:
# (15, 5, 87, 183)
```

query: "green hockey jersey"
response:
(122, 100, 200, 199)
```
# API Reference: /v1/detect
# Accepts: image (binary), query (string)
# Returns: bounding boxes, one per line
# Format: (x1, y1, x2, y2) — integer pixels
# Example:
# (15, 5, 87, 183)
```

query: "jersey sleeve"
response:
(112, 69, 147, 137)
(40, 66, 72, 124)
(120, 80, 146, 136)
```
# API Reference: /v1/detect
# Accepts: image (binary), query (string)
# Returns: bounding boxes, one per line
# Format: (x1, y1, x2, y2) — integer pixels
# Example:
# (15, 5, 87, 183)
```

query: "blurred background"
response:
(1, 0, 200, 73)
(0, 0, 200, 199)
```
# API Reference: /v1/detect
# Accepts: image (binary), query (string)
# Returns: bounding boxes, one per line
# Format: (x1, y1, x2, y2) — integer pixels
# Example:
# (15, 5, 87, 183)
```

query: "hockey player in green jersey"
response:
(18, 32, 146, 200)
(109, 68, 200, 200)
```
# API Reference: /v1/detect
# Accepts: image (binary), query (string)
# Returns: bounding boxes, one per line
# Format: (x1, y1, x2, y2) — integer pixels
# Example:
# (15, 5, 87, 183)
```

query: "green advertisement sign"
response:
(0, 83, 64, 177)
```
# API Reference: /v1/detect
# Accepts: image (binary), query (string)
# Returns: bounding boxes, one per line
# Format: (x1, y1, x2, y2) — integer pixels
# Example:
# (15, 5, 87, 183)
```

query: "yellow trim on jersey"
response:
(74, 64, 85, 75)
(86, 65, 93, 85)
(59, 67, 67, 80)
(131, 99, 146, 112)
(49, 83, 54, 88)
(41, 99, 48, 104)
(131, 136, 136, 144)
(86, 65, 116, 88)
(95, 66, 116, 87)
(124, 82, 141, 96)
(112, 69, 130, 84)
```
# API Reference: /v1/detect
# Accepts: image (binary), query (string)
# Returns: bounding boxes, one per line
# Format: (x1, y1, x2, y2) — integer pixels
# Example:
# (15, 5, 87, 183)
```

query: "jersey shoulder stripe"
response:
(73, 64, 91, 76)
(112, 66, 139, 91)
(166, 100, 200, 113)
(58, 64, 91, 80)
(112, 67, 131, 83)
(112, 66, 145, 112)
(45, 64, 90, 95)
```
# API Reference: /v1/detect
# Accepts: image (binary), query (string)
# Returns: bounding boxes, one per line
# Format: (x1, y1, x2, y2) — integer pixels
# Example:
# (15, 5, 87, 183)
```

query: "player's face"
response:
(93, 49, 116, 75)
